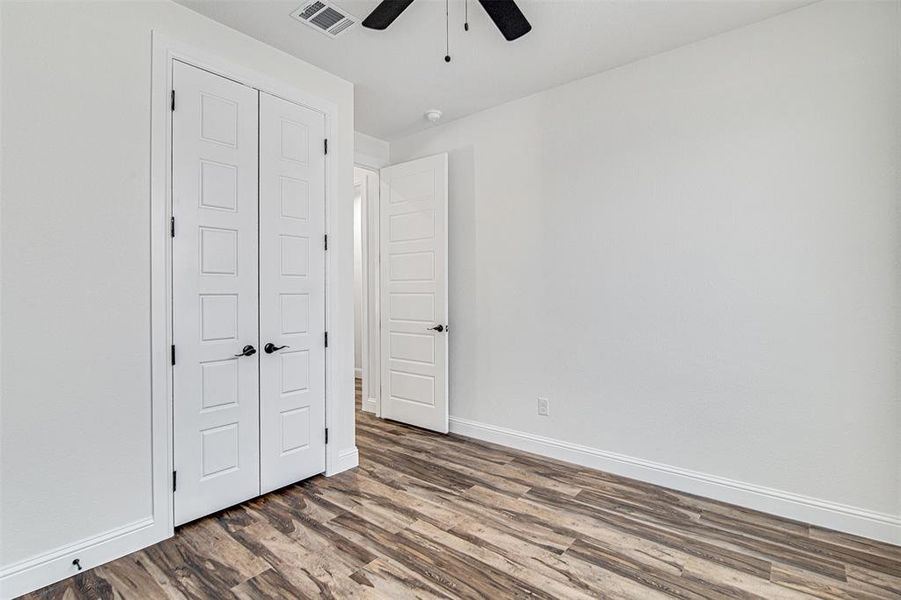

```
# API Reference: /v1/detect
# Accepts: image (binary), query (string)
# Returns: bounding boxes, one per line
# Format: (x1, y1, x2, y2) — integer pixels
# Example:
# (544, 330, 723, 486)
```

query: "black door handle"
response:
(234, 344, 256, 357)
(264, 343, 290, 354)
(429, 324, 445, 333)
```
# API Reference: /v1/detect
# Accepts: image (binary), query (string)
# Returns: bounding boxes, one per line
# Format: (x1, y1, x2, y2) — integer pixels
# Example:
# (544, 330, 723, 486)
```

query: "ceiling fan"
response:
(362, 0, 532, 42)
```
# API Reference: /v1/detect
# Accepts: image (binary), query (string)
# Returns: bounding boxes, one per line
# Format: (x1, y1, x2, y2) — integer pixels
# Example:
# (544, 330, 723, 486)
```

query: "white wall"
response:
(354, 131, 390, 169)
(0, 0, 355, 592)
(391, 0, 901, 540)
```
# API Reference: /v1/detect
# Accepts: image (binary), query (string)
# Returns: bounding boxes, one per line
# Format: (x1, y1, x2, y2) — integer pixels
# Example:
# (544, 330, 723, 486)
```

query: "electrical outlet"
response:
(538, 397, 550, 416)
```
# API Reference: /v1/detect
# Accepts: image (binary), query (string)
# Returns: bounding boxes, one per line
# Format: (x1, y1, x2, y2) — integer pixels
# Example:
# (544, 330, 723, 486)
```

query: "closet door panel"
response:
(172, 61, 260, 525)
(259, 92, 327, 493)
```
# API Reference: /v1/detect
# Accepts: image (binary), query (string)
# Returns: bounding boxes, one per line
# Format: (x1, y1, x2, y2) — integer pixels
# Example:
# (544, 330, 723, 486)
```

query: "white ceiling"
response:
(177, 0, 812, 140)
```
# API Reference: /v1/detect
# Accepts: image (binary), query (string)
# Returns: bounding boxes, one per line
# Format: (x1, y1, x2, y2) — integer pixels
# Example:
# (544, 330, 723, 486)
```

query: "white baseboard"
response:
(326, 446, 359, 476)
(0, 517, 168, 600)
(354, 368, 363, 378)
(362, 397, 377, 413)
(448, 416, 901, 546)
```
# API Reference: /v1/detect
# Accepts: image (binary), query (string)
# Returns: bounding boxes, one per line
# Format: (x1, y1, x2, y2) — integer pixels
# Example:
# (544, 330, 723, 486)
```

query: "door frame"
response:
(150, 32, 341, 537)
(353, 165, 381, 416)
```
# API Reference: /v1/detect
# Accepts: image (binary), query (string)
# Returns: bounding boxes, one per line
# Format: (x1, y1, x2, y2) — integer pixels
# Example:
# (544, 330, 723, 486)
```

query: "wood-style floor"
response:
(22, 380, 901, 599)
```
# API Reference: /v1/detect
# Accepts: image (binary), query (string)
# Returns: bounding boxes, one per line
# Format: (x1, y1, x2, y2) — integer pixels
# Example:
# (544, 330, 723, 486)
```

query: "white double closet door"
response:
(172, 61, 326, 526)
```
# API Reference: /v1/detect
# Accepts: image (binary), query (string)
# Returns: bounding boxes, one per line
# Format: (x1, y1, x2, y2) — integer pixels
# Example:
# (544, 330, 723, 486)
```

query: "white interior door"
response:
(172, 61, 260, 525)
(259, 92, 327, 493)
(379, 154, 448, 433)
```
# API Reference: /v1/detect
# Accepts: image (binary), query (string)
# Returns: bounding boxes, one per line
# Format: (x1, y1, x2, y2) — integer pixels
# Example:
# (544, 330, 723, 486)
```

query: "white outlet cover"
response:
(538, 397, 550, 416)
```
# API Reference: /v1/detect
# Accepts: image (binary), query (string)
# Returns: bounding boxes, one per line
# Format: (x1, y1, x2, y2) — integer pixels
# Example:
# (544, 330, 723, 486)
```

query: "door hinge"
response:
(172, 471, 177, 492)
(170, 90, 176, 112)
(325, 428, 329, 444)
(323, 138, 328, 155)
(170, 216, 175, 238)
(171, 345, 176, 366)
(324, 234, 328, 251)
(324, 331, 328, 348)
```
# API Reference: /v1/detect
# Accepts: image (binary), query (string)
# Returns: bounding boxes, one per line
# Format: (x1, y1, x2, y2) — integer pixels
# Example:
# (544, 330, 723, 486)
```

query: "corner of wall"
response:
(354, 131, 390, 169)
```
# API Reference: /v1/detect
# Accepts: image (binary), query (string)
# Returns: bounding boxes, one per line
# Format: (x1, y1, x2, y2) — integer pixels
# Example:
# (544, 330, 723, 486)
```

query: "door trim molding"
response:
(354, 165, 381, 416)
(448, 416, 901, 545)
(150, 29, 343, 537)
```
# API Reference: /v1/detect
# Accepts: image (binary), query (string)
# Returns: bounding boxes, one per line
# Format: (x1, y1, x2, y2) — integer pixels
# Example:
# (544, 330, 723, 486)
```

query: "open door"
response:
(379, 154, 448, 433)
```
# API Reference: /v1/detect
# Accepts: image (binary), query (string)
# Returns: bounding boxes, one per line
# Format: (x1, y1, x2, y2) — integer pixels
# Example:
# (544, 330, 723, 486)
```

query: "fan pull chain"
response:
(464, 0, 469, 31)
(444, 0, 451, 62)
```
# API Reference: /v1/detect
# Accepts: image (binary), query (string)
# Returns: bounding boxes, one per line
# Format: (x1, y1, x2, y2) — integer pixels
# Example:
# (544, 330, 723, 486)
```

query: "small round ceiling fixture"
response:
(425, 109, 443, 124)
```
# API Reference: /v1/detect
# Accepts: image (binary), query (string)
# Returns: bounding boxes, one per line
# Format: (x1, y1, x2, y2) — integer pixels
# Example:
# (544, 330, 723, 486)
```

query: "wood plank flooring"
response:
(22, 379, 901, 599)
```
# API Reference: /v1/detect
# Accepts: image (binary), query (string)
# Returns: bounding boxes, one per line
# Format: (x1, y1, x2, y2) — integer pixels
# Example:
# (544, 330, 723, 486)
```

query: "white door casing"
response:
(355, 167, 381, 416)
(172, 61, 260, 525)
(259, 92, 327, 493)
(379, 154, 449, 433)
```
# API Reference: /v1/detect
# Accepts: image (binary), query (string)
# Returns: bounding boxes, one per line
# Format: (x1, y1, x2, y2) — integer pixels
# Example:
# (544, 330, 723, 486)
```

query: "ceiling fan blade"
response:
(477, 0, 531, 41)
(362, 0, 416, 30)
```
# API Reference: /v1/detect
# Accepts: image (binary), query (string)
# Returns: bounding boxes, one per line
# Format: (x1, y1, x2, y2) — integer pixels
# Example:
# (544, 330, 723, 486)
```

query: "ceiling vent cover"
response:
(291, 1, 357, 38)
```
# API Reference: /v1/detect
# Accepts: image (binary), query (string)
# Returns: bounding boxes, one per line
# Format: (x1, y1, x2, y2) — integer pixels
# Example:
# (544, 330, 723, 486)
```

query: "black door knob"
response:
(234, 344, 256, 357)
(429, 324, 445, 332)
(264, 343, 289, 354)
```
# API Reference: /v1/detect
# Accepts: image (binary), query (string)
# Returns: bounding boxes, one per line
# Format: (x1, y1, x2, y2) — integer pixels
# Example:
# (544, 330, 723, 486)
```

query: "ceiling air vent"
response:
(291, 1, 358, 38)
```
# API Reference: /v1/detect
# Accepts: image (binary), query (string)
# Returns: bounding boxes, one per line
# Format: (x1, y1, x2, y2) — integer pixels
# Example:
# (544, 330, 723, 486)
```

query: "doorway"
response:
(354, 166, 379, 417)
(353, 154, 450, 433)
